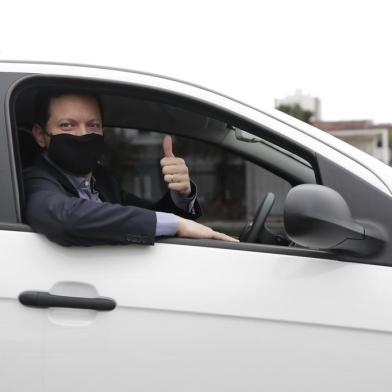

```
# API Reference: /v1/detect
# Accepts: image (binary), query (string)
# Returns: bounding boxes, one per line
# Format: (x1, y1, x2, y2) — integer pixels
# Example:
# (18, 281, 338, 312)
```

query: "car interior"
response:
(8, 75, 335, 259)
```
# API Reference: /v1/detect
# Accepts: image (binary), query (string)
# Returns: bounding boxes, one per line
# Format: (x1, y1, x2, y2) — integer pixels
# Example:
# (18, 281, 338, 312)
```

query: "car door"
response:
(1, 64, 392, 392)
(3, 230, 392, 392)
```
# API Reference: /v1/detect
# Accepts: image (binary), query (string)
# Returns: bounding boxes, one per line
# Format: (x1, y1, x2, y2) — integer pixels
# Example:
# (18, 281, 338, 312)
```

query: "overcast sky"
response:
(1, 0, 391, 123)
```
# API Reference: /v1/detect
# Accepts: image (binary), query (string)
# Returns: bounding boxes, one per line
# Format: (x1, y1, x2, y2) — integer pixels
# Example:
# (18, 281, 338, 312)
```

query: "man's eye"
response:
(60, 123, 72, 128)
(90, 123, 101, 129)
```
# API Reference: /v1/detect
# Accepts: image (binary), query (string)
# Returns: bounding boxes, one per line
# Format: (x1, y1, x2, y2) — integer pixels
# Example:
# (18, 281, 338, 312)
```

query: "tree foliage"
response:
(277, 104, 314, 124)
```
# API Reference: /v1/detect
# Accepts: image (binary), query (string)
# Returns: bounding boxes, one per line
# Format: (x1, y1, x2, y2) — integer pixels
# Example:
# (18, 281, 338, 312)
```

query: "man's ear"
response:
(32, 124, 47, 148)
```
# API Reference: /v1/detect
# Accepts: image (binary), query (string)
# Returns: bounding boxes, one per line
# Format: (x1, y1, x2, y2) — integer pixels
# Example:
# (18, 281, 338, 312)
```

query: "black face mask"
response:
(47, 133, 104, 175)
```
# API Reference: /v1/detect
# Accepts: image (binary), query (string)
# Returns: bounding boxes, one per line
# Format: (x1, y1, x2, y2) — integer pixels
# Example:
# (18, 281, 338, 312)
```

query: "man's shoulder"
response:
(23, 155, 64, 182)
(23, 155, 56, 180)
(23, 155, 76, 196)
(23, 162, 52, 179)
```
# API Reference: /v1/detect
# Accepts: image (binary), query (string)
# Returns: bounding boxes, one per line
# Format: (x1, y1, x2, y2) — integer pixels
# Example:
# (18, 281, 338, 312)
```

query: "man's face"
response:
(33, 94, 103, 149)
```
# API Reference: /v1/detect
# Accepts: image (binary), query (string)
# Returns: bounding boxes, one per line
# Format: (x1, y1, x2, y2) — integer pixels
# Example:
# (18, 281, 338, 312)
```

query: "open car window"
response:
(10, 76, 323, 254)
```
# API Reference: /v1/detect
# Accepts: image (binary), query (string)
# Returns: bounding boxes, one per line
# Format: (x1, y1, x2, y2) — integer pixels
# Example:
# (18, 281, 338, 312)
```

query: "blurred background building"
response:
(313, 120, 390, 164)
(276, 91, 391, 165)
(275, 89, 322, 122)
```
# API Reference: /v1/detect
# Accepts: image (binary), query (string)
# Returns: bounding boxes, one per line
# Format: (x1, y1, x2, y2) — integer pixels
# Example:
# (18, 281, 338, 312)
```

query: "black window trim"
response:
(2, 73, 33, 224)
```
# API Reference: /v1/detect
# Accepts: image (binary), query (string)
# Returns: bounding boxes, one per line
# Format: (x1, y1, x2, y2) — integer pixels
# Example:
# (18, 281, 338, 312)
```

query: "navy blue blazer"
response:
(23, 156, 202, 246)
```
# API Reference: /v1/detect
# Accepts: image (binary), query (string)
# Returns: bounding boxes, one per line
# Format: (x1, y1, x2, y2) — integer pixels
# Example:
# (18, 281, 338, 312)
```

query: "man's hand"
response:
(177, 218, 239, 242)
(160, 135, 192, 196)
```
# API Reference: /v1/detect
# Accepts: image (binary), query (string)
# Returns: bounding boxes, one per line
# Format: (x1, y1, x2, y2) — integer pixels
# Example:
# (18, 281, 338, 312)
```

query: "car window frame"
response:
(2, 72, 343, 262)
(0, 72, 32, 224)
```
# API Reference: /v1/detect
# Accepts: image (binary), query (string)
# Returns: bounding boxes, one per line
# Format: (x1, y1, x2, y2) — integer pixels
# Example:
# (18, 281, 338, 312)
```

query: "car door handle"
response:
(18, 291, 116, 311)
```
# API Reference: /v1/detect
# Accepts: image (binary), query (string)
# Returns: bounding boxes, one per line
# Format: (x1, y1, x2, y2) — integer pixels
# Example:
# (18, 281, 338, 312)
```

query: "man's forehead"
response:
(49, 94, 101, 117)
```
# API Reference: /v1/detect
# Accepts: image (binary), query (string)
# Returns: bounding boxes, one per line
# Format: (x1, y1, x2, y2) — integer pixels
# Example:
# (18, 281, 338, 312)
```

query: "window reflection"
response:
(102, 128, 291, 236)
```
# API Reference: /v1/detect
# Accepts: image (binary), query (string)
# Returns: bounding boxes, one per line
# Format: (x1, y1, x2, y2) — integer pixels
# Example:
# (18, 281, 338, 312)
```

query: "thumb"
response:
(163, 135, 175, 157)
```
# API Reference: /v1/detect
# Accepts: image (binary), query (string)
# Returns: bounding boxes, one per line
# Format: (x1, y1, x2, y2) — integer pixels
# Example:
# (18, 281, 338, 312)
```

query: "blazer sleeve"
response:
(24, 170, 157, 247)
(94, 163, 202, 220)
(121, 181, 202, 220)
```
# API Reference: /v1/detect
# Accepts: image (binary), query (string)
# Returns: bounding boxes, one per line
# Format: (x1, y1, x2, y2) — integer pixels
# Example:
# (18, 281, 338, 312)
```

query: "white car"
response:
(1, 60, 392, 392)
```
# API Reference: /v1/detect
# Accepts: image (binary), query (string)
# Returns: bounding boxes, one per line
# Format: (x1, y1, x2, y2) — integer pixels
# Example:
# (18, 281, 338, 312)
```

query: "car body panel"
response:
(1, 62, 392, 391)
(1, 231, 392, 331)
(1, 230, 392, 391)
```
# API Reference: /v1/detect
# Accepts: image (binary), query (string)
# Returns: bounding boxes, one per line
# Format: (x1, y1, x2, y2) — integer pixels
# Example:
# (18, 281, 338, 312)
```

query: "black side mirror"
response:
(284, 184, 386, 257)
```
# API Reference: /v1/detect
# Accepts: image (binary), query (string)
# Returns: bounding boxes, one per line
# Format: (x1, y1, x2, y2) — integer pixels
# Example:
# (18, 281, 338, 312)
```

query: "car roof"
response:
(2, 60, 392, 194)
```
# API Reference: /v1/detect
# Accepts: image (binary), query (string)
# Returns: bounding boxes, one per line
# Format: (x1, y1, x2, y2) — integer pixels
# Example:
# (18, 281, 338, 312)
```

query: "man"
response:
(23, 90, 236, 246)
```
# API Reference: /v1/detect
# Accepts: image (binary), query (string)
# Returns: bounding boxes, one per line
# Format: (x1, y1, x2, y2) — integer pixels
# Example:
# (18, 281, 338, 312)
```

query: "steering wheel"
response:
(239, 192, 275, 243)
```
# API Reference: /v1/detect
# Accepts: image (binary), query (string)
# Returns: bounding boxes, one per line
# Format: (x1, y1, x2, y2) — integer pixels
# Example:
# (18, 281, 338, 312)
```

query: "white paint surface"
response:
(1, 231, 392, 391)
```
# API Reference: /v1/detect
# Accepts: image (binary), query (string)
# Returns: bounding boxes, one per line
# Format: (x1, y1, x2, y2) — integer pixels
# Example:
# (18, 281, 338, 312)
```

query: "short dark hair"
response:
(33, 89, 104, 129)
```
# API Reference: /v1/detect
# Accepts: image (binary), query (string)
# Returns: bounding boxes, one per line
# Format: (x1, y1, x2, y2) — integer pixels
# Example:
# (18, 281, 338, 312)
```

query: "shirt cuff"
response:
(155, 211, 178, 237)
(170, 181, 197, 214)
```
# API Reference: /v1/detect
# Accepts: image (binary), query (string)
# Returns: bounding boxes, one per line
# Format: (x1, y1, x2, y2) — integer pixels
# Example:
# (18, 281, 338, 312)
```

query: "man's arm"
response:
(120, 183, 202, 220)
(157, 135, 202, 218)
(25, 175, 157, 246)
(25, 173, 236, 246)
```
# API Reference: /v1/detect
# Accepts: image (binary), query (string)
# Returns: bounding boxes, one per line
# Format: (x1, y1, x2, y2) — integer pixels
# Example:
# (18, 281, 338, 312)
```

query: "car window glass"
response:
(102, 128, 291, 237)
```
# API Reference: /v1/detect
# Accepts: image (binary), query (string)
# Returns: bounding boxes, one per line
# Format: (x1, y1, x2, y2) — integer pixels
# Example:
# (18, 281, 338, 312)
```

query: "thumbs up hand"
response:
(160, 135, 192, 196)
